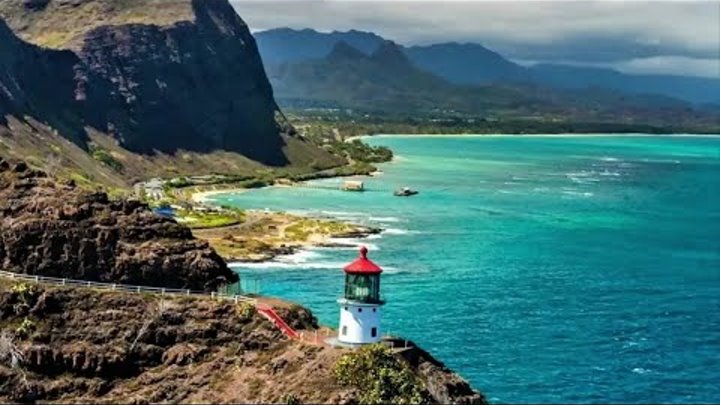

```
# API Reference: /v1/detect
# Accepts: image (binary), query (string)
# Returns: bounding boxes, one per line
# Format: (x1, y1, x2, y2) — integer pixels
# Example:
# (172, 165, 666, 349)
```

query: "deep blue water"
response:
(212, 135, 720, 403)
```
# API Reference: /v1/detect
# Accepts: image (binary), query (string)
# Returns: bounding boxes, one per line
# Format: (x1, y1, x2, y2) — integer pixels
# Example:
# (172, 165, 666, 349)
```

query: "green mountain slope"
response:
(256, 28, 720, 106)
(268, 41, 720, 131)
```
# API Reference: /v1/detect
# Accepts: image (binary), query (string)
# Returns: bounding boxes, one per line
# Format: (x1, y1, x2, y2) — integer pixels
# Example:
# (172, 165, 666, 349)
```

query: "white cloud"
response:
(231, 0, 720, 77)
(614, 56, 720, 78)
(516, 56, 720, 78)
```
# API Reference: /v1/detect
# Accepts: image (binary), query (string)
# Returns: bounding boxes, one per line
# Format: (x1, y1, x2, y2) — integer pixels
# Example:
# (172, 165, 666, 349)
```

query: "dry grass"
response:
(0, 281, 352, 403)
(0, 117, 130, 191)
(0, 117, 341, 195)
(0, 0, 194, 50)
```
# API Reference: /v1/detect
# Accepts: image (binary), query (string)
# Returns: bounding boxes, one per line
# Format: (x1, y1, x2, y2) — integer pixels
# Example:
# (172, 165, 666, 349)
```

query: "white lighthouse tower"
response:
(337, 246, 384, 345)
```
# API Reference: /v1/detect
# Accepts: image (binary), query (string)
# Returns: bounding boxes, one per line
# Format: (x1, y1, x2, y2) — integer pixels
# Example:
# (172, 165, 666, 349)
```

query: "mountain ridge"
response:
(255, 27, 720, 106)
(255, 27, 385, 66)
(327, 40, 368, 62)
(405, 41, 531, 84)
(266, 39, 720, 131)
(370, 40, 414, 70)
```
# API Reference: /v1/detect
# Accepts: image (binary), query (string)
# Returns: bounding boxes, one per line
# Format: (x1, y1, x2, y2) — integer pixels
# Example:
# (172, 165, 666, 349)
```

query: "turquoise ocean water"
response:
(211, 135, 720, 403)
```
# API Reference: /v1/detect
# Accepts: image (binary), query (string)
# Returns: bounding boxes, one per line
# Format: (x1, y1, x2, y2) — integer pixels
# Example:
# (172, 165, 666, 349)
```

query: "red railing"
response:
(257, 305, 300, 339)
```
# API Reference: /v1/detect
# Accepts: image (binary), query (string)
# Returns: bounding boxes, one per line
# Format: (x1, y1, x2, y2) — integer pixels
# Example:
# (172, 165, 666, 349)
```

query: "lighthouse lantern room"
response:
(337, 246, 385, 345)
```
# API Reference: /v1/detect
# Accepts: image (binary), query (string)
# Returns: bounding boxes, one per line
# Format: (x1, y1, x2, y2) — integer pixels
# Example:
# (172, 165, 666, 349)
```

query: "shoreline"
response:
(190, 166, 385, 266)
(345, 132, 720, 144)
(189, 206, 383, 264)
(193, 131, 713, 201)
(357, 132, 720, 140)
(191, 131, 719, 264)
(191, 187, 250, 203)
(225, 226, 382, 265)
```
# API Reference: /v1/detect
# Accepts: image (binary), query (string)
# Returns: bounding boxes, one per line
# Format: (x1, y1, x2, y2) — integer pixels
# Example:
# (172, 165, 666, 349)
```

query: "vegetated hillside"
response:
(267, 41, 720, 131)
(0, 157, 238, 291)
(0, 0, 342, 189)
(269, 41, 482, 113)
(255, 27, 720, 106)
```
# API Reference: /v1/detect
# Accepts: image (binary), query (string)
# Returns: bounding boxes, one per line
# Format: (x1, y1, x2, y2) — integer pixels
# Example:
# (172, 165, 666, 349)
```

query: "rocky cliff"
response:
(0, 281, 486, 404)
(0, 157, 237, 290)
(0, 18, 93, 145)
(0, 0, 335, 170)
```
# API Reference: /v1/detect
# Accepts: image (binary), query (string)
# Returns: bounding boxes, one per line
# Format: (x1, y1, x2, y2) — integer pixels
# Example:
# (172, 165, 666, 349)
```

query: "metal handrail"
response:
(0, 270, 255, 304)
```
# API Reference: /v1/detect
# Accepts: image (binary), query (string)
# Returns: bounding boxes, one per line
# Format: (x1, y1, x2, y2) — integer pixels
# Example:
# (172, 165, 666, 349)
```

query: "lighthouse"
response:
(337, 246, 384, 345)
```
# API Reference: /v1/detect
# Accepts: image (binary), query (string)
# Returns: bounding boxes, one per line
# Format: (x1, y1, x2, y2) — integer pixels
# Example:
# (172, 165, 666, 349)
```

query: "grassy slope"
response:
(0, 0, 194, 50)
(0, 116, 345, 194)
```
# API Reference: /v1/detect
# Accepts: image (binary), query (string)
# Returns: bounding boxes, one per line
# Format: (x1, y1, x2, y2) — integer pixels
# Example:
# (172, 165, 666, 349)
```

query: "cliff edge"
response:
(0, 0, 341, 184)
(0, 281, 486, 404)
(0, 157, 237, 291)
(0, 158, 486, 404)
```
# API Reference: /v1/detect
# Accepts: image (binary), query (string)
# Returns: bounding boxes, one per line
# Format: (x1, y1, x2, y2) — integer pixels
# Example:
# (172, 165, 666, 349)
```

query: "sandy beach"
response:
(191, 187, 249, 203)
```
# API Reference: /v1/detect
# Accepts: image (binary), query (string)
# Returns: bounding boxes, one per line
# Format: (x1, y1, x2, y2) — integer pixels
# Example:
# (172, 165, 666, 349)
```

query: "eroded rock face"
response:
(74, 0, 290, 164)
(0, 284, 287, 403)
(0, 0, 292, 166)
(0, 158, 237, 290)
(21, 0, 49, 11)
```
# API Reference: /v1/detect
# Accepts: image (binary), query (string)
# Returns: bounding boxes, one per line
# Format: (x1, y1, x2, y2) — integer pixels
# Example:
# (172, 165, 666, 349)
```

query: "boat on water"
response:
(394, 187, 419, 197)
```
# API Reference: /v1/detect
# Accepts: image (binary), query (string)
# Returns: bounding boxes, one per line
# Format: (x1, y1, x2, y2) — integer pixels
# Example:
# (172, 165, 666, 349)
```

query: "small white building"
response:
(337, 246, 384, 345)
(138, 178, 165, 200)
(341, 180, 364, 192)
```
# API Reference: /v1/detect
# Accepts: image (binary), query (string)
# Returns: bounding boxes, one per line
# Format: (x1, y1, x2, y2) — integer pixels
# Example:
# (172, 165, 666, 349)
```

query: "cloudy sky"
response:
(230, 0, 720, 78)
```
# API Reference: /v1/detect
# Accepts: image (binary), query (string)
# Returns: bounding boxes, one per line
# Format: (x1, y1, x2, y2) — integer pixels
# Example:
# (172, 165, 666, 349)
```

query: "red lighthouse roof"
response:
(343, 246, 383, 274)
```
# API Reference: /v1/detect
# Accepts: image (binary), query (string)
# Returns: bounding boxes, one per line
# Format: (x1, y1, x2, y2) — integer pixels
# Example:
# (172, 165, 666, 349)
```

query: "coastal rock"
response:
(0, 285, 326, 403)
(390, 339, 488, 405)
(162, 343, 209, 366)
(277, 305, 319, 330)
(0, 279, 487, 403)
(0, 158, 237, 290)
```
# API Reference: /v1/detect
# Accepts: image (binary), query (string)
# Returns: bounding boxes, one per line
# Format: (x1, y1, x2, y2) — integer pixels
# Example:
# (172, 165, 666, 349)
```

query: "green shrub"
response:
(89, 145, 123, 171)
(236, 302, 256, 321)
(281, 393, 302, 405)
(168, 177, 193, 188)
(11, 283, 39, 316)
(334, 344, 427, 404)
(15, 318, 35, 339)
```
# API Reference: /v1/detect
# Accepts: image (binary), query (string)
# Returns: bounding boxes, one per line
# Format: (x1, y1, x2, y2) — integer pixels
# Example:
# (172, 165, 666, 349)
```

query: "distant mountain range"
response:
(257, 29, 719, 131)
(274, 42, 714, 127)
(256, 28, 720, 106)
(254, 27, 385, 66)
